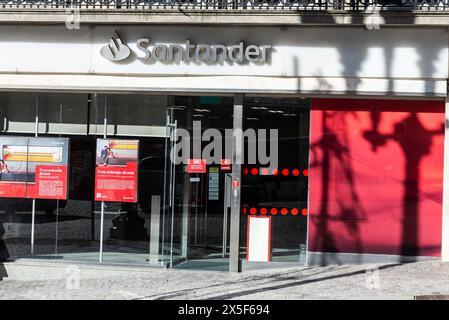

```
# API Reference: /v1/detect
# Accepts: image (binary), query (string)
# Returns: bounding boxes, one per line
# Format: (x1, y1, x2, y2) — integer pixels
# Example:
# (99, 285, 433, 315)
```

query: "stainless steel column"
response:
(149, 195, 161, 264)
(30, 93, 39, 256)
(181, 119, 192, 260)
(229, 94, 243, 273)
(222, 174, 231, 257)
(99, 96, 107, 263)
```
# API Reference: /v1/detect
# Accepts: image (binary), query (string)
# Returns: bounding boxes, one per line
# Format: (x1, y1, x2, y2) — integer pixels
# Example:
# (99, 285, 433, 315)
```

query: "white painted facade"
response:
(0, 25, 447, 97)
(1, 22, 449, 264)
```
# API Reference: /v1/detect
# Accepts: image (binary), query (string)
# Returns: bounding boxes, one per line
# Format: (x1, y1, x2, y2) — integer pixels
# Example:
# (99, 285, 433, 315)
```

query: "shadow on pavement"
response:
(207, 263, 403, 300)
(0, 262, 6, 281)
(0, 217, 9, 281)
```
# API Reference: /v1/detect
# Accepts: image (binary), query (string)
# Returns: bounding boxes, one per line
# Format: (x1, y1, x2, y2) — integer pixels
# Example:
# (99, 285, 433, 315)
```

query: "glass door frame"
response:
(162, 94, 244, 272)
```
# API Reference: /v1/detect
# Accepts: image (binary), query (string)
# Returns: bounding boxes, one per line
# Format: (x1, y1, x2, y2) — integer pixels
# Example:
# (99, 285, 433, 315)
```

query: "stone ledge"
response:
(0, 9, 449, 26)
(1, 259, 167, 281)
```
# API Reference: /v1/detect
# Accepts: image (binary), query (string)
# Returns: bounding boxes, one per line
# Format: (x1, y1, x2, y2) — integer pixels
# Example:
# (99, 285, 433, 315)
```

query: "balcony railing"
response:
(0, 0, 447, 11)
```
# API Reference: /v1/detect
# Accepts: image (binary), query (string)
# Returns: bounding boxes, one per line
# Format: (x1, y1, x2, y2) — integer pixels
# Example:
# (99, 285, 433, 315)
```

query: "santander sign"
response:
(100, 32, 271, 64)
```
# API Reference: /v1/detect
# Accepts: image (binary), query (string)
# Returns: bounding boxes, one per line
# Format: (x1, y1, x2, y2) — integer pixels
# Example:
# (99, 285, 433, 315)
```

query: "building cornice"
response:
(1, 9, 449, 27)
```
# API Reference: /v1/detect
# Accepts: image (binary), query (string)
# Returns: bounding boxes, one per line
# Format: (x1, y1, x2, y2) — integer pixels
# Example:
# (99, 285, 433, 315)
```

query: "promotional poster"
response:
(94, 139, 139, 203)
(0, 136, 69, 199)
(187, 159, 206, 173)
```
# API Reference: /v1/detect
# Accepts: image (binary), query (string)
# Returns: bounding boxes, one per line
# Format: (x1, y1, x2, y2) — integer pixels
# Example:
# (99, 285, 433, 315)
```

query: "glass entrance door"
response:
(164, 96, 235, 270)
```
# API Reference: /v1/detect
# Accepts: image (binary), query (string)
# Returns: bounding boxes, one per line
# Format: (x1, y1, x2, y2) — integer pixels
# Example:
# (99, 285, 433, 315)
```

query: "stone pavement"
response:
(1, 260, 449, 300)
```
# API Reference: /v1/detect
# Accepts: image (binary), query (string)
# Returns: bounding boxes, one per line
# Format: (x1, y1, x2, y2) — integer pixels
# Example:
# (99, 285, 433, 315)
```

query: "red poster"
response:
(187, 159, 206, 173)
(0, 182, 27, 198)
(0, 137, 69, 200)
(94, 139, 139, 203)
(220, 159, 232, 171)
(27, 165, 68, 200)
(309, 98, 445, 257)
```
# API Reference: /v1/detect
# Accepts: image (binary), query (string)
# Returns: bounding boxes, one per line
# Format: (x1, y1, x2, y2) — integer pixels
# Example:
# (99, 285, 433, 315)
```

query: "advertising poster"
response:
(94, 139, 139, 203)
(220, 159, 231, 171)
(0, 136, 69, 199)
(187, 159, 206, 173)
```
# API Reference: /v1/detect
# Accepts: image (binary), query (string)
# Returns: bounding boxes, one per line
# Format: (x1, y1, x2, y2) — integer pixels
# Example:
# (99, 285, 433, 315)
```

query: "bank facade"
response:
(1, 2, 449, 272)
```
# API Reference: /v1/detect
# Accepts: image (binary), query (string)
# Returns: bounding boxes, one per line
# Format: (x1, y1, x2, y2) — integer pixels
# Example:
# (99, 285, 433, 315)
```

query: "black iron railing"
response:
(0, 0, 447, 10)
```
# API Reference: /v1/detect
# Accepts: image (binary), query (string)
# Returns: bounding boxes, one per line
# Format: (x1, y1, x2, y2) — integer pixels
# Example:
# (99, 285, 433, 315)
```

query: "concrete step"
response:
(0, 259, 165, 282)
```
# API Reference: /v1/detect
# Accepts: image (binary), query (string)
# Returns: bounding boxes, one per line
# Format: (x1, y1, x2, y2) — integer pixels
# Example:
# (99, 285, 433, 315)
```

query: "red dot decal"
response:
(282, 169, 289, 176)
(301, 208, 308, 216)
(281, 208, 288, 215)
(260, 208, 267, 215)
(251, 168, 259, 176)
(242, 207, 247, 214)
(291, 208, 299, 215)
(303, 169, 309, 177)
(272, 168, 279, 176)
(261, 168, 269, 175)
(292, 169, 300, 176)
(270, 208, 278, 215)
(243, 168, 248, 175)
(250, 207, 257, 215)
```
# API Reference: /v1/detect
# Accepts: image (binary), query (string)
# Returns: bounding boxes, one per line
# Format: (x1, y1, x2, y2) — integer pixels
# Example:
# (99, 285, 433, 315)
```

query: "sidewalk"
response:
(1, 260, 449, 300)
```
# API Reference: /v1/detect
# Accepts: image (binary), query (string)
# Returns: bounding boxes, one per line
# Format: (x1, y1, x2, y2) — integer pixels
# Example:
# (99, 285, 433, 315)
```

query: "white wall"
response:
(0, 25, 447, 96)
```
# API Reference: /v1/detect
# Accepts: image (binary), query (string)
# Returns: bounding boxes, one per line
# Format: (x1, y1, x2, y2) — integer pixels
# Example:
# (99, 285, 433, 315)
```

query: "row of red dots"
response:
(243, 168, 309, 177)
(242, 207, 308, 216)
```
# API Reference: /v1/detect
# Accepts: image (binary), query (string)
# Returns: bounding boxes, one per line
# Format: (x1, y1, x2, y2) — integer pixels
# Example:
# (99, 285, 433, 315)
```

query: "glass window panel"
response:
(0, 92, 38, 261)
(169, 96, 234, 271)
(0, 92, 38, 134)
(98, 94, 168, 265)
(242, 97, 310, 264)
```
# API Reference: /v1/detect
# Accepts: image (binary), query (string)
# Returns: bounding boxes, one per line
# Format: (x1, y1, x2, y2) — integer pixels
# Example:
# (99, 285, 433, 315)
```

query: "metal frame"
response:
(229, 93, 243, 272)
(222, 173, 232, 257)
(98, 95, 107, 263)
(441, 81, 449, 262)
(168, 120, 177, 267)
(29, 93, 39, 256)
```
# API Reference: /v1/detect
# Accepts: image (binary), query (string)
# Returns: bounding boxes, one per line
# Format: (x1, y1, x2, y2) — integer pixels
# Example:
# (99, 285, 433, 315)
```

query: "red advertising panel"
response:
(187, 159, 206, 173)
(309, 98, 444, 257)
(0, 137, 69, 199)
(220, 159, 232, 171)
(94, 139, 139, 203)
(26, 165, 68, 200)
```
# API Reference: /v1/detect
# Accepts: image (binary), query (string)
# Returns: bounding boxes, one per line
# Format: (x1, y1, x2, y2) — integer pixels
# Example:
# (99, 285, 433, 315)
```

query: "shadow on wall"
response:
(308, 100, 445, 265)
(363, 110, 444, 261)
(309, 110, 367, 266)
(292, 7, 444, 265)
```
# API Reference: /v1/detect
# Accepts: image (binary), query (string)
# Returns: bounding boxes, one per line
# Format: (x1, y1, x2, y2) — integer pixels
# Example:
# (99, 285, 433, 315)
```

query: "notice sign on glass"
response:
(187, 159, 206, 173)
(94, 139, 139, 203)
(208, 167, 219, 201)
(0, 136, 69, 200)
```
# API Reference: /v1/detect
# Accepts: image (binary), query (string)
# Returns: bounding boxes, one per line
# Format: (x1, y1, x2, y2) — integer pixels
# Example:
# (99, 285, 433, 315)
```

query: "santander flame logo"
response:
(100, 32, 131, 62)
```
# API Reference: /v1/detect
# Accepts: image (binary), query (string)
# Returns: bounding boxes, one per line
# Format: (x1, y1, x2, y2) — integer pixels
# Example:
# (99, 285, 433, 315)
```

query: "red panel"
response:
(0, 166, 68, 200)
(26, 165, 68, 200)
(308, 98, 444, 257)
(0, 182, 27, 198)
(187, 159, 206, 173)
(95, 161, 138, 203)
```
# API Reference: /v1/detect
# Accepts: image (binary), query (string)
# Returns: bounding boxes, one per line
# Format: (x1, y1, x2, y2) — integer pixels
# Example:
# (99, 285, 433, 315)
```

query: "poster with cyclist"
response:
(94, 139, 139, 203)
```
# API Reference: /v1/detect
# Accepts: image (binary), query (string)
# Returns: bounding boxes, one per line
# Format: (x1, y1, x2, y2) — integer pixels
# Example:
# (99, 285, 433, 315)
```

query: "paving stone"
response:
(1, 261, 449, 299)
